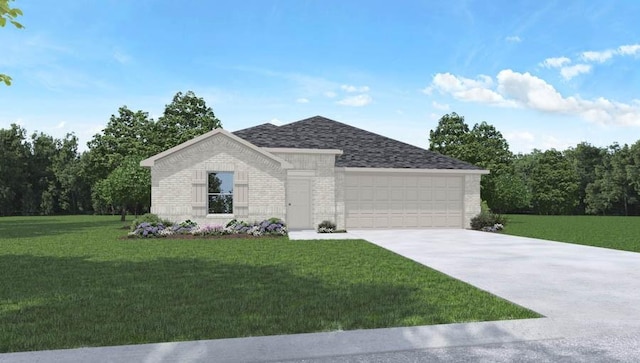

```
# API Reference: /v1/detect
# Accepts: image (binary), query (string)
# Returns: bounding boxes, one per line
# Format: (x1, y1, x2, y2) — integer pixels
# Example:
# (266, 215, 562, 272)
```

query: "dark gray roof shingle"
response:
(233, 116, 482, 170)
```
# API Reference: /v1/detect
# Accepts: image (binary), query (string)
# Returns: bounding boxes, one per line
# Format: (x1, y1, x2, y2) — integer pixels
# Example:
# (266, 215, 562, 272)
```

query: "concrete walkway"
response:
(3, 230, 640, 362)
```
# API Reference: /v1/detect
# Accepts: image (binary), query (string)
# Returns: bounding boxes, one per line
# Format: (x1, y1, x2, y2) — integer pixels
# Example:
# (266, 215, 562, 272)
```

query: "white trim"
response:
(140, 129, 294, 169)
(341, 167, 490, 175)
(265, 148, 343, 155)
(287, 170, 316, 177)
(206, 213, 234, 219)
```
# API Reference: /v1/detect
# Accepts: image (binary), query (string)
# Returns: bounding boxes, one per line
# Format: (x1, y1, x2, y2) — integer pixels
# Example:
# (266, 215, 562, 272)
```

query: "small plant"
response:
(470, 212, 506, 232)
(317, 220, 337, 233)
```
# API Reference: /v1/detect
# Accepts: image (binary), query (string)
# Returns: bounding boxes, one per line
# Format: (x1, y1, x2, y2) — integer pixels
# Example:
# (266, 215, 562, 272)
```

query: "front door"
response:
(287, 179, 312, 229)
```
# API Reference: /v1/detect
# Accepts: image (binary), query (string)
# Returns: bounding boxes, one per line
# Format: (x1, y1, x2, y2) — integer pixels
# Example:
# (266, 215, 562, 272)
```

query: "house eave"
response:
(341, 167, 490, 175)
(264, 148, 344, 155)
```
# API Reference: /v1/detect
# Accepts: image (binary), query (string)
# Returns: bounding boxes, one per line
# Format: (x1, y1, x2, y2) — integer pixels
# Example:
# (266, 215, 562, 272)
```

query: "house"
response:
(140, 116, 488, 230)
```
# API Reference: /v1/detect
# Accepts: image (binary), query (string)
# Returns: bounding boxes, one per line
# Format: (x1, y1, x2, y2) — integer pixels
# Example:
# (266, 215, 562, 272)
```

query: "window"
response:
(208, 172, 233, 214)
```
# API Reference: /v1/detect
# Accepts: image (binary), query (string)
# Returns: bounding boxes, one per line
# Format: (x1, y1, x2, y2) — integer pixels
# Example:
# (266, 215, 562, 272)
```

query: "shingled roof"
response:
(232, 116, 482, 170)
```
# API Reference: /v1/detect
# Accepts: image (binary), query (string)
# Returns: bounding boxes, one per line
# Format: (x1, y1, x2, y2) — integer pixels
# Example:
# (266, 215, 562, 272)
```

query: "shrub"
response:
(130, 213, 172, 231)
(128, 218, 287, 239)
(470, 212, 506, 232)
(317, 220, 336, 233)
(128, 222, 167, 238)
(171, 220, 198, 235)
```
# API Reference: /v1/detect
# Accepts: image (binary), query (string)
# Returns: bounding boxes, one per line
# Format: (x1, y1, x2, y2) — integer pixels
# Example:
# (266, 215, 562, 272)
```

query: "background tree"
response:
(586, 144, 638, 215)
(565, 142, 605, 214)
(154, 90, 222, 151)
(429, 112, 471, 160)
(526, 149, 579, 215)
(1, 0, 24, 85)
(92, 156, 151, 221)
(85, 106, 155, 186)
(429, 113, 513, 212)
(0, 124, 29, 215)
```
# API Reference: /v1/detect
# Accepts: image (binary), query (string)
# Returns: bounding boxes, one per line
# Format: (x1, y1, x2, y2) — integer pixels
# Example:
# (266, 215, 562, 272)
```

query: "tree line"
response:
(430, 112, 640, 216)
(0, 91, 222, 219)
(3, 107, 638, 218)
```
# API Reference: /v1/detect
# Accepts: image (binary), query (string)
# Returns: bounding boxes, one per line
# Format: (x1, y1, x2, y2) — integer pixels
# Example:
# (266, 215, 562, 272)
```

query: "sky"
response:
(1, 0, 639, 154)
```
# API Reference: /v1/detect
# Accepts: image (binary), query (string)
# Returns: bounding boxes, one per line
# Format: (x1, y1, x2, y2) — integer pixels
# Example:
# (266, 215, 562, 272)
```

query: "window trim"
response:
(207, 171, 234, 215)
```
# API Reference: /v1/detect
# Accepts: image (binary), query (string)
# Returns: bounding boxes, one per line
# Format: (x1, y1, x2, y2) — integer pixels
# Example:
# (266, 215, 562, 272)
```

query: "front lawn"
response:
(503, 214, 640, 253)
(1, 215, 539, 353)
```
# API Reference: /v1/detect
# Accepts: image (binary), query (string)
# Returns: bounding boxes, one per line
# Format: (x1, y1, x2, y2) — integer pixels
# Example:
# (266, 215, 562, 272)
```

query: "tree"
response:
(0, 124, 29, 215)
(429, 113, 513, 211)
(1, 0, 24, 86)
(93, 156, 151, 221)
(85, 106, 155, 185)
(585, 144, 638, 215)
(154, 91, 222, 151)
(429, 112, 471, 160)
(526, 149, 579, 215)
(565, 142, 605, 214)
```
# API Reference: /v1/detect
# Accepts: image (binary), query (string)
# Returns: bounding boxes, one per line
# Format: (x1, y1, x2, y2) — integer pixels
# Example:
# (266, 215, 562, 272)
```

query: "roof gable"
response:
(140, 128, 293, 169)
(233, 116, 483, 170)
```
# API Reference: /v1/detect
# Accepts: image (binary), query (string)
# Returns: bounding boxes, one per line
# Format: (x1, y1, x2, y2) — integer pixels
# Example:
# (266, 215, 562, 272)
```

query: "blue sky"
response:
(1, 0, 639, 153)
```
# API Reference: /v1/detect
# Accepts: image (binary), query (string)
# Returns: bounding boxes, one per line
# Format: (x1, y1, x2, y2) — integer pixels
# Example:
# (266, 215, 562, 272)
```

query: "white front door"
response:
(287, 179, 312, 229)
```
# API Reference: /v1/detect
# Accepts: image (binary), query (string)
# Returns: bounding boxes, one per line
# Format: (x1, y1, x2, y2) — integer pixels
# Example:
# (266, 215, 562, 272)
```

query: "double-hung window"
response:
(208, 172, 233, 214)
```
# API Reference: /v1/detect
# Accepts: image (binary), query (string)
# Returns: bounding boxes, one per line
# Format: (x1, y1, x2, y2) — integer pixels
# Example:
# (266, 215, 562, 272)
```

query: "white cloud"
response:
(618, 44, 640, 56)
(324, 91, 337, 98)
(581, 49, 615, 63)
(540, 57, 571, 68)
(341, 84, 370, 93)
(296, 98, 309, 104)
(428, 70, 640, 127)
(431, 101, 449, 111)
(337, 94, 372, 107)
(431, 73, 513, 106)
(559, 64, 591, 80)
(505, 36, 522, 43)
(421, 86, 433, 95)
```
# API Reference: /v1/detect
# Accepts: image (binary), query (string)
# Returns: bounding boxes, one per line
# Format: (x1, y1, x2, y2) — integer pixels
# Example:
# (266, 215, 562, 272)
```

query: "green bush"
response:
(470, 212, 506, 231)
(130, 213, 172, 231)
(317, 220, 337, 233)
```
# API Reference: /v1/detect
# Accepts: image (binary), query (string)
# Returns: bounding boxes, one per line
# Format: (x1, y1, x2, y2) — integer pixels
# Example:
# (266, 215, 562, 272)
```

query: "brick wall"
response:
(463, 174, 482, 228)
(273, 152, 339, 229)
(150, 134, 286, 226)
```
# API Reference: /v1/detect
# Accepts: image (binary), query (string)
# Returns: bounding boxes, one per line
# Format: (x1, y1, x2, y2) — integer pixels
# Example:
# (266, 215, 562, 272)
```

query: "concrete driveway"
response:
(3, 229, 640, 362)
(352, 229, 640, 337)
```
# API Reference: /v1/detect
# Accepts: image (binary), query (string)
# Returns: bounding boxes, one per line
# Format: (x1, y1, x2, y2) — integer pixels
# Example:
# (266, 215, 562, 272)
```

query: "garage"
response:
(345, 172, 464, 229)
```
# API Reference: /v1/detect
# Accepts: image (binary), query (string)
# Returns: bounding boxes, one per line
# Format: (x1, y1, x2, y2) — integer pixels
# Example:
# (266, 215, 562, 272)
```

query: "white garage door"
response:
(345, 173, 463, 229)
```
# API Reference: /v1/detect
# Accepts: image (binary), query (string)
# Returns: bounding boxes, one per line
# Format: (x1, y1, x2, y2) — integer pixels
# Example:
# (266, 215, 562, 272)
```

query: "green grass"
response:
(503, 214, 640, 253)
(1, 215, 539, 353)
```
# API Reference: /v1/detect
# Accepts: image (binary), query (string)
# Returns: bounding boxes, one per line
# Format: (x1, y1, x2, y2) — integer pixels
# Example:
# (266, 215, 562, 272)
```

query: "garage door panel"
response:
(418, 189, 432, 201)
(345, 173, 463, 229)
(404, 215, 418, 227)
(391, 189, 404, 201)
(405, 188, 418, 200)
(390, 202, 404, 213)
(405, 202, 418, 213)
(374, 216, 389, 226)
(447, 190, 462, 201)
(375, 188, 389, 201)
(391, 176, 404, 187)
(375, 177, 389, 186)
(390, 216, 405, 227)
(360, 188, 374, 201)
